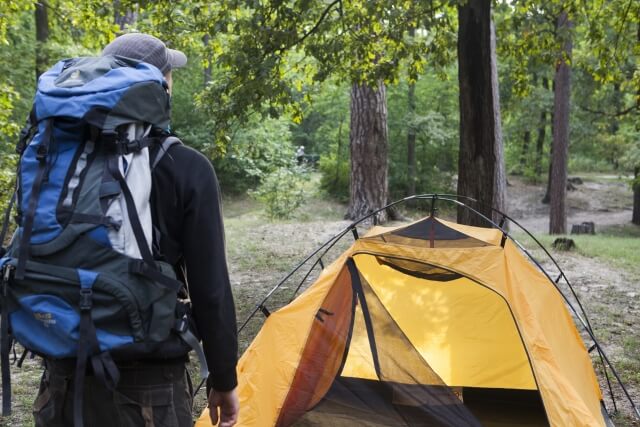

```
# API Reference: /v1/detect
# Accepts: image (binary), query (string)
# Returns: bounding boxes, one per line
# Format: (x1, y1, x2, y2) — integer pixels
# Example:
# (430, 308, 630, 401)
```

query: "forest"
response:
(0, 0, 638, 231)
(1, 1, 640, 426)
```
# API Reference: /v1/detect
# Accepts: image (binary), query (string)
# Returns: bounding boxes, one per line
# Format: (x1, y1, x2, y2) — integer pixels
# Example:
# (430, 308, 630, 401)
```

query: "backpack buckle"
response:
(174, 315, 188, 333)
(1, 265, 14, 296)
(35, 144, 48, 162)
(79, 288, 93, 311)
(101, 130, 117, 142)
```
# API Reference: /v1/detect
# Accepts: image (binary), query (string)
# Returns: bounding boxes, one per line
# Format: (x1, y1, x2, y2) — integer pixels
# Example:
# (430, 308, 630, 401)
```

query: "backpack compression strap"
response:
(102, 131, 183, 292)
(73, 271, 119, 427)
(150, 135, 182, 170)
(15, 119, 54, 280)
(0, 264, 14, 416)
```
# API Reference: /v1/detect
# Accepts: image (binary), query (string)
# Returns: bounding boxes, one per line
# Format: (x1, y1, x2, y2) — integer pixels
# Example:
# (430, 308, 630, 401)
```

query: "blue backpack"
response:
(0, 56, 207, 426)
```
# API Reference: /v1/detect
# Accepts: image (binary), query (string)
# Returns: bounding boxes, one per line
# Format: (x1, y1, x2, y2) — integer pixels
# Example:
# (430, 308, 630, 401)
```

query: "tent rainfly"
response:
(197, 195, 637, 427)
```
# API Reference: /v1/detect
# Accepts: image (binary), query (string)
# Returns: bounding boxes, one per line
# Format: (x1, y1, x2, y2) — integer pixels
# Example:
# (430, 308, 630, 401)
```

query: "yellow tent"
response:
(198, 215, 613, 427)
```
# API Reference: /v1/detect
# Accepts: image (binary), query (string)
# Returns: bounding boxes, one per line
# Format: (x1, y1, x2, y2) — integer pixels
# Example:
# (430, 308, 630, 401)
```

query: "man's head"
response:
(102, 33, 187, 93)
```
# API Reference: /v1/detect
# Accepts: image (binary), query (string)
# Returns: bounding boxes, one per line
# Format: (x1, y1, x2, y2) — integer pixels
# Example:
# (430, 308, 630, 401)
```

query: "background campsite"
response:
(0, 0, 639, 426)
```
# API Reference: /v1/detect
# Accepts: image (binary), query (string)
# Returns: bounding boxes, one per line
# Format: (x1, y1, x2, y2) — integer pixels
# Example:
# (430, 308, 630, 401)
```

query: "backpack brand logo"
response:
(34, 312, 56, 328)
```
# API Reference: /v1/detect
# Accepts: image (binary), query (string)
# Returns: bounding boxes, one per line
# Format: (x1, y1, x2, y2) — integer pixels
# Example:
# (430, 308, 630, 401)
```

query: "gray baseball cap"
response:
(102, 33, 187, 74)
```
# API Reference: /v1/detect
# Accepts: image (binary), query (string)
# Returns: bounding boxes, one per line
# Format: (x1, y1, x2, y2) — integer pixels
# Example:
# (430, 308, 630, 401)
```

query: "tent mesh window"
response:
(285, 259, 483, 427)
(279, 256, 550, 427)
(368, 217, 489, 248)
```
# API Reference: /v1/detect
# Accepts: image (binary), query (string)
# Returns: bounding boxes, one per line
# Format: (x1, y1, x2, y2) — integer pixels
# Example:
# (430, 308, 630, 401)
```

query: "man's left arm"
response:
(180, 152, 238, 393)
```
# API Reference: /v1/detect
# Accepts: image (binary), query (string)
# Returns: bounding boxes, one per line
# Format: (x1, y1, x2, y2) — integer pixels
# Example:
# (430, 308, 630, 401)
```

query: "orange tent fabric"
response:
(197, 217, 606, 427)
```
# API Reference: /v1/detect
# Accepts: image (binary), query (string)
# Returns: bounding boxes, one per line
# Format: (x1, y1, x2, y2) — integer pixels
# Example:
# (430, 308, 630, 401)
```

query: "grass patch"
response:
(514, 225, 640, 273)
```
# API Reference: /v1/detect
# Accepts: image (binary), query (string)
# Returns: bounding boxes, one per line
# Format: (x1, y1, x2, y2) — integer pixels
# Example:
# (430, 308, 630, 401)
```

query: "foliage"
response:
(387, 71, 459, 196)
(251, 165, 310, 219)
(173, 0, 459, 145)
(215, 116, 296, 195)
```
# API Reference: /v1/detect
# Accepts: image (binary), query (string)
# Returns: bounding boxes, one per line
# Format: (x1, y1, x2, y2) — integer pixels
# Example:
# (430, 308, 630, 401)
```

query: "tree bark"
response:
(203, 34, 212, 86)
(518, 130, 531, 174)
(347, 81, 389, 223)
(633, 167, 640, 226)
(35, 0, 49, 81)
(114, 0, 137, 30)
(407, 80, 417, 197)
(534, 77, 549, 180)
(456, 0, 505, 226)
(549, 11, 572, 234)
(634, 24, 640, 225)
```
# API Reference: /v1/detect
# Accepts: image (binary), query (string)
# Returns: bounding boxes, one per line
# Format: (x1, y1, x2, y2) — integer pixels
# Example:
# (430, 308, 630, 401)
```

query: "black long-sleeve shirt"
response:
(151, 143, 238, 392)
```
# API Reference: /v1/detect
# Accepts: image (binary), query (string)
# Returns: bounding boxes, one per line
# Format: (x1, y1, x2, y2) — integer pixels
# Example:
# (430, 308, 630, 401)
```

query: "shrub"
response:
(251, 165, 310, 219)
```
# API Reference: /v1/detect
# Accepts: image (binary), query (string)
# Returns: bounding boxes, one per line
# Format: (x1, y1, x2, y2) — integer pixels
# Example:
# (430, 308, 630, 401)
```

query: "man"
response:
(33, 33, 239, 427)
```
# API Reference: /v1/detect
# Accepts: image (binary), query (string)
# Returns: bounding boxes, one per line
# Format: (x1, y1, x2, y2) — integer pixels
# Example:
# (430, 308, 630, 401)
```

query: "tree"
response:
(406, 27, 417, 199)
(549, 11, 572, 234)
(348, 82, 389, 220)
(35, 0, 49, 80)
(178, 1, 456, 222)
(456, 0, 505, 226)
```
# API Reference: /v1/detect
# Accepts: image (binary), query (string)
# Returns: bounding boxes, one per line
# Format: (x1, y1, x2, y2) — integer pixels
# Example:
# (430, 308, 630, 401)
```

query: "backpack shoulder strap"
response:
(150, 136, 183, 170)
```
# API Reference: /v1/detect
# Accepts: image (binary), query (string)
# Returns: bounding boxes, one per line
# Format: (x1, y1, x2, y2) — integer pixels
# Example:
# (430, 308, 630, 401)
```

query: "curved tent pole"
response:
(426, 194, 619, 412)
(431, 196, 627, 415)
(237, 194, 639, 419)
(237, 194, 438, 333)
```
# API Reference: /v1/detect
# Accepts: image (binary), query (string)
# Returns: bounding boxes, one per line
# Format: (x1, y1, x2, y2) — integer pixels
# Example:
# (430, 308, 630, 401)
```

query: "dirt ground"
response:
(220, 174, 639, 426)
(1, 175, 638, 426)
(507, 174, 634, 233)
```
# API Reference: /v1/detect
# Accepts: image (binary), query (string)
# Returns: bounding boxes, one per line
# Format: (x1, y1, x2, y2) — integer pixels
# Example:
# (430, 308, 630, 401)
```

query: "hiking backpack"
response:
(0, 55, 208, 426)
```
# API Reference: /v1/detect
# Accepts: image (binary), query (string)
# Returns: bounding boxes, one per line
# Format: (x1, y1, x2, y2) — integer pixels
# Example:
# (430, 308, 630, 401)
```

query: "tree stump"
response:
(571, 222, 595, 235)
(568, 177, 583, 185)
(552, 237, 575, 251)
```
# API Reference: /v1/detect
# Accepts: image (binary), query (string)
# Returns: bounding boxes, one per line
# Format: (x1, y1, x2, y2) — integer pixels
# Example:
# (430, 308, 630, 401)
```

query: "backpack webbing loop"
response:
(73, 286, 119, 427)
(15, 108, 37, 156)
(1, 265, 15, 416)
(106, 154, 154, 264)
(0, 191, 17, 258)
(16, 119, 53, 280)
(128, 260, 183, 293)
(174, 315, 209, 380)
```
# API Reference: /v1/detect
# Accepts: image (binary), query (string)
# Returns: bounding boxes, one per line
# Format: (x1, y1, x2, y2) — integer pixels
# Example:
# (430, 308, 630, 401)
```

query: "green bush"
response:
(319, 149, 350, 202)
(251, 165, 310, 219)
(215, 116, 296, 194)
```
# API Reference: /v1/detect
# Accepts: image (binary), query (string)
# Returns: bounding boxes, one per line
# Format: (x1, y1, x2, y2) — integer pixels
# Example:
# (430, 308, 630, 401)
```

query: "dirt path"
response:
(507, 175, 634, 233)
(533, 248, 640, 424)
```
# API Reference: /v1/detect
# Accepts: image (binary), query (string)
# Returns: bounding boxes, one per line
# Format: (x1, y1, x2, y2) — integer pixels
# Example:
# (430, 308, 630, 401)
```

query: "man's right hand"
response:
(208, 387, 239, 427)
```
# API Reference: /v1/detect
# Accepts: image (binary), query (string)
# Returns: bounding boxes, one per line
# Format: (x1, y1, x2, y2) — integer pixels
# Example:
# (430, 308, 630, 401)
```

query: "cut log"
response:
(571, 222, 595, 235)
(552, 237, 576, 251)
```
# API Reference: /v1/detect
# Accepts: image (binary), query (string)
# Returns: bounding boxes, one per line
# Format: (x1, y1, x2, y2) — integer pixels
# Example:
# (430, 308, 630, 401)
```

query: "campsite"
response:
(1, 1, 640, 426)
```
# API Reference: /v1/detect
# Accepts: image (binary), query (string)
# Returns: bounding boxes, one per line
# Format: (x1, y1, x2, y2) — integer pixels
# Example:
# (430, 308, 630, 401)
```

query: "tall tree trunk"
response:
(542, 79, 555, 204)
(456, 0, 505, 226)
(633, 168, 640, 226)
(518, 130, 531, 174)
(347, 81, 389, 222)
(35, 0, 49, 81)
(203, 34, 212, 86)
(114, 0, 137, 30)
(407, 80, 417, 197)
(407, 27, 417, 199)
(334, 117, 344, 189)
(534, 77, 549, 180)
(549, 11, 572, 234)
(534, 116, 546, 180)
(633, 24, 640, 225)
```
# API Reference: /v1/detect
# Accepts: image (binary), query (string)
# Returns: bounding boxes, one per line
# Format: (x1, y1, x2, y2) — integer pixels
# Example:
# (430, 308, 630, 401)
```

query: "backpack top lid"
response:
(35, 55, 171, 131)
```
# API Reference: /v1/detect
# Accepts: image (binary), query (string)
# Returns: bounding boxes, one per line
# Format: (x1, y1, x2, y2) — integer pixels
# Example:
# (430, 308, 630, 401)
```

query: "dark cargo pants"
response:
(34, 360, 193, 427)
